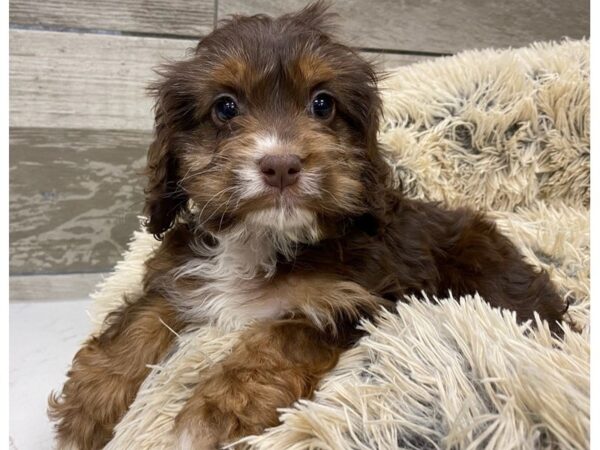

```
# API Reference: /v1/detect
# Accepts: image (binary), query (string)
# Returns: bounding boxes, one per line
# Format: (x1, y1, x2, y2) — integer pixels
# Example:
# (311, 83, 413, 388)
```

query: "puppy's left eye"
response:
(310, 92, 335, 120)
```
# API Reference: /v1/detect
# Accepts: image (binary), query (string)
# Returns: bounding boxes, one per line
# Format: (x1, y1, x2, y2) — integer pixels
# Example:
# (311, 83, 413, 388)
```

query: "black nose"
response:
(259, 154, 302, 189)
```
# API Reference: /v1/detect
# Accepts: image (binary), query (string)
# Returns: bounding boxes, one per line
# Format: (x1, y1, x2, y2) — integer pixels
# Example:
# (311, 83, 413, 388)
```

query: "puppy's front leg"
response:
(174, 319, 342, 449)
(48, 294, 183, 449)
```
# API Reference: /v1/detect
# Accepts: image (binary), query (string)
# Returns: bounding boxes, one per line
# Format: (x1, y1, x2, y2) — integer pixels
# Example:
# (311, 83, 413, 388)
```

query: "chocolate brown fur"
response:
(48, 294, 183, 449)
(175, 319, 343, 448)
(49, 3, 567, 449)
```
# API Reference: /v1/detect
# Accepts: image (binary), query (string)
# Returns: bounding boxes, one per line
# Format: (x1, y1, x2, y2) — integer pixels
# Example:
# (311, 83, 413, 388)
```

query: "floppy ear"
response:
(348, 57, 390, 187)
(352, 59, 401, 217)
(364, 84, 384, 168)
(143, 64, 197, 238)
(143, 121, 186, 238)
(363, 91, 395, 197)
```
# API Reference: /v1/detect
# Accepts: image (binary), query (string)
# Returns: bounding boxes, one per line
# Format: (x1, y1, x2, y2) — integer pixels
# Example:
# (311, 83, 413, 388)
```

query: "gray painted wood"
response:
(10, 273, 108, 301)
(10, 128, 150, 275)
(362, 51, 431, 70)
(9, 29, 427, 132)
(219, 0, 589, 54)
(10, 29, 196, 130)
(10, 0, 214, 36)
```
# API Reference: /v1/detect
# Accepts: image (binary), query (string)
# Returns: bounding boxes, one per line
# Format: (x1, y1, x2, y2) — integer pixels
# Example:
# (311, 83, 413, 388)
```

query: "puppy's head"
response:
(145, 2, 387, 241)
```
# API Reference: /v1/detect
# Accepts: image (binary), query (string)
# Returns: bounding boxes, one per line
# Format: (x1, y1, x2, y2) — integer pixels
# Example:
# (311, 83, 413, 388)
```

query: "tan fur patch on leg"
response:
(48, 295, 183, 449)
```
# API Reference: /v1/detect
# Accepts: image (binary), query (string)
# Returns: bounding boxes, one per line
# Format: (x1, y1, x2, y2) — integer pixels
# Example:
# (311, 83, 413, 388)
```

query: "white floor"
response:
(10, 299, 93, 450)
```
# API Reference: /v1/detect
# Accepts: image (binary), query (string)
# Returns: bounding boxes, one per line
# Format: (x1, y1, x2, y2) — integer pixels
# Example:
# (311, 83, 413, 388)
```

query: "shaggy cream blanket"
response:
(87, 39, 589, 449)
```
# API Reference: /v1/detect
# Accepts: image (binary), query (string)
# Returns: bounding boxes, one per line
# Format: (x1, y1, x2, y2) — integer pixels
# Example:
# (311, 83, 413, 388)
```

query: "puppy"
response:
(49, 3, 567, 449)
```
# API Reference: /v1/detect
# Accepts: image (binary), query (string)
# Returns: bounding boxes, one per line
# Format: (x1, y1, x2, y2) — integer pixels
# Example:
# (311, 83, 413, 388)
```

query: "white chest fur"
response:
(167, 229, 293, 332)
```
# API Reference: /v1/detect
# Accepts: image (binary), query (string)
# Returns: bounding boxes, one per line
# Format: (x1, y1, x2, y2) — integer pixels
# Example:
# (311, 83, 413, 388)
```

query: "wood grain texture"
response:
(9, 28, 427, 132)
(10, 29, 196, 130)
(10, 128, 150, 275)
(10, 0, 214, 36)
(219, 0, 589, 54)
(362, 52, 432, 70)
(10, 273, 108, 301)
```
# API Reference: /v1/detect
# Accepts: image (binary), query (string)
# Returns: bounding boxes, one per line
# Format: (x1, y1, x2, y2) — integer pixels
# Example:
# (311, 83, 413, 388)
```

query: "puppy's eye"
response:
(310, 92, 335, 120)
(213, 96, 239, 122)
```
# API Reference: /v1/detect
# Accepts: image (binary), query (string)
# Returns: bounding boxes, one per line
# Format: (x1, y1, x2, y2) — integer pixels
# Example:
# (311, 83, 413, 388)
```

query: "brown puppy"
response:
(49, 3, 567, 449)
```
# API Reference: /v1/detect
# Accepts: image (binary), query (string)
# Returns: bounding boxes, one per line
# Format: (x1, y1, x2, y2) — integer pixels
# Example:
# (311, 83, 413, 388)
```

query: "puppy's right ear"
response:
(144, 62, 197, 239)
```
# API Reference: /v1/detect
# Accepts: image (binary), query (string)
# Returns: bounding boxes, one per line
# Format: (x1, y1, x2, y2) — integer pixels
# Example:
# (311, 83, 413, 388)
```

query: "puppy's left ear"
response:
(353, 62, 400, 219)
(365, 91, 383, 165)
(361, 73, 391, 187)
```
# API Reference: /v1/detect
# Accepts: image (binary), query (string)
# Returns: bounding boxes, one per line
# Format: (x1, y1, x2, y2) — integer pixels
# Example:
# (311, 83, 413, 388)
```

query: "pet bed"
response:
(86, 39, 589, 449)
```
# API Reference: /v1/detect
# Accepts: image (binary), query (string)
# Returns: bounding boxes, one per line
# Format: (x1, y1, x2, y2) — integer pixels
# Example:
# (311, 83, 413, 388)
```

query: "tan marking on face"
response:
(212, 56, 253, 87)
(296, 53, 335, 84)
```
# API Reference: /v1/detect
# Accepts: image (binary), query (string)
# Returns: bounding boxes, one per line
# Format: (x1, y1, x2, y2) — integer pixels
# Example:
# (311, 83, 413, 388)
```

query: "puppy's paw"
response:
(174, 387, 264, 450)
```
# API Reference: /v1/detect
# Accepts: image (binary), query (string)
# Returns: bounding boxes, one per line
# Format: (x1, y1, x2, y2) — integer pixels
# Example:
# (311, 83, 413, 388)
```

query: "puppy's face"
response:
(145, 4, 383, 241)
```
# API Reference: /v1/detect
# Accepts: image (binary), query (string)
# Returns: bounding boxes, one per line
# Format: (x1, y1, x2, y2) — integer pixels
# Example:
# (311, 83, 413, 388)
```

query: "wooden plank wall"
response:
(9, 0, 589, 280)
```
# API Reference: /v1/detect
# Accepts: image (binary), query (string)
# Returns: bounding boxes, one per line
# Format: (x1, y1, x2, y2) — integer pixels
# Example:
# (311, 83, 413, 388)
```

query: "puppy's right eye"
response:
(213, 96, 239, 122)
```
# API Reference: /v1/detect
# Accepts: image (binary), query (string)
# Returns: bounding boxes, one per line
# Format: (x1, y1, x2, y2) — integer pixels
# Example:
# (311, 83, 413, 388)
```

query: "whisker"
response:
(196, 186, 237, 224)
(217, 192, 236, 232)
